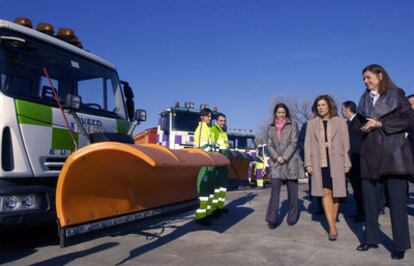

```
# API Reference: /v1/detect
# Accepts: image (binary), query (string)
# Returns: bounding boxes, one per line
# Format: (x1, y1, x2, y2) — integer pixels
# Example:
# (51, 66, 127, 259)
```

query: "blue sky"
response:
(1, 0, 413, 132)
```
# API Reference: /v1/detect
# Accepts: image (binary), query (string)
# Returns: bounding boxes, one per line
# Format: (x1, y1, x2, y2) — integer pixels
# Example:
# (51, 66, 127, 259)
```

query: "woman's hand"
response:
(361, 118, 382, 133)
(306, 166, 313, 175)
(345, 166, 351, 174)
(276, 156, 285, 164)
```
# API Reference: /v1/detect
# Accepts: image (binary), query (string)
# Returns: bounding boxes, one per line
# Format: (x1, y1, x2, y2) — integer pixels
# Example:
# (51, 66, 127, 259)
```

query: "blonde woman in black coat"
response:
(356, 64, 414, 260)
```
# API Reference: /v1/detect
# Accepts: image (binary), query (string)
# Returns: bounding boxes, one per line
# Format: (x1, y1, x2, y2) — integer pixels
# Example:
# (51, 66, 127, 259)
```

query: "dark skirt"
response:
(321, 167, 333, 190)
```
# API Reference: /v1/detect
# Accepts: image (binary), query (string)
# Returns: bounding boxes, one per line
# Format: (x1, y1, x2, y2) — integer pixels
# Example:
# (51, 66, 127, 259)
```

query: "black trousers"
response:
(362, 177, 411, 251)
(376, 182, 386, 211)
(265, 179, 298, 225)
(348, 154, 363, 215)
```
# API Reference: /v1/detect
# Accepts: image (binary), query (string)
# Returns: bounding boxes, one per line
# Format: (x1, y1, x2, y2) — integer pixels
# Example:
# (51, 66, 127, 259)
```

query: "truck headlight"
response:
(0, 194, 39, 212)
(4, 196, 18, 210)
(22, 195, 37, 208)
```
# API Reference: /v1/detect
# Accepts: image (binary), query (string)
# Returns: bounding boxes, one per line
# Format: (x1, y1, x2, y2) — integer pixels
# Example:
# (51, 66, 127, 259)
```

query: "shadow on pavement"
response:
(0, 224, 120, 266)
(0, 223, 59, 264)
(341, 193, 365, 244)
(31, 242, 119, 266)
(115, 193, 257, 265)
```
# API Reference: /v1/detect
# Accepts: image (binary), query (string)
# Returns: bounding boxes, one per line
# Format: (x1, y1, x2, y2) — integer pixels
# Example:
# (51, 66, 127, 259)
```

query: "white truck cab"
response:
(227, 129, 257, 156)
(0, 18, 144, 228)
(157, 103, 212, 149)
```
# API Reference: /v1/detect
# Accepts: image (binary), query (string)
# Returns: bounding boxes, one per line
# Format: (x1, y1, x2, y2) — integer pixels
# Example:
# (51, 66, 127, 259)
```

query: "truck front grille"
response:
(44, 157, 66, 171)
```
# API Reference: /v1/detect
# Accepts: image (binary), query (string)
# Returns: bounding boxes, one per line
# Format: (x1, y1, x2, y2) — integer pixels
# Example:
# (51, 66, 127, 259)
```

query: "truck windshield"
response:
(0, 30, 127, 119)
(172, 110, 199, 132)
(228, 135, 256, 150)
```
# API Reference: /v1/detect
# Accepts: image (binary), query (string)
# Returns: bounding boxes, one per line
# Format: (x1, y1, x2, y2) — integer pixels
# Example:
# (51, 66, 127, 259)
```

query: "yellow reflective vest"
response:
(254, 154, 268, 171)
(194, 121, 214, 151)
(211, 123, 229, 152)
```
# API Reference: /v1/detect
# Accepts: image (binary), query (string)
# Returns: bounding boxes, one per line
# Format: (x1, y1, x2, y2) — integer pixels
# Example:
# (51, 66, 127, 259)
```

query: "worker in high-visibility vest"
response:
(211, 112, 229, 213)
(254, 145, 268, 188)
(248, 161, 256, 184)
(194, 108, 216, 225)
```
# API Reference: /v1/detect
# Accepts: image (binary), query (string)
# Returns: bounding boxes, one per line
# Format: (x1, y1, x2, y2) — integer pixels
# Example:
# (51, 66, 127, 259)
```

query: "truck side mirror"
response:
(126, 109, 147, 136)
(120, 81, 135, 121)
(134, 109, 147, 123)
(65, 94, 81, 110)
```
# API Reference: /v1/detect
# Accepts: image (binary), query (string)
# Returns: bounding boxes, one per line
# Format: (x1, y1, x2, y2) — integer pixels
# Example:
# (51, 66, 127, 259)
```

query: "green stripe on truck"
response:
(117, 119, 129, 133)
(15, 100, 52, 126)
(52, 127, 79, 151)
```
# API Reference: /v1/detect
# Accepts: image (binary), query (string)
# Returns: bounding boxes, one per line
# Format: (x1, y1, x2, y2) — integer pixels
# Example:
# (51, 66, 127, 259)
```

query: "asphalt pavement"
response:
(1, 183, 414, 266)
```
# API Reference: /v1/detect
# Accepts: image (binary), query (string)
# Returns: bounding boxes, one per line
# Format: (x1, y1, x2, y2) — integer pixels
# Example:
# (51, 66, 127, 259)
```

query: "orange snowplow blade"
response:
(56, 142, 229, 228)
(227, 151, 254, 181)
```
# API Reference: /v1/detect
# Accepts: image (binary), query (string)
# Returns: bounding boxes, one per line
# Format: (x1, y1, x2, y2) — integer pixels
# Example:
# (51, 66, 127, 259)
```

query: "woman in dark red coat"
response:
(356, 64, 414, 260)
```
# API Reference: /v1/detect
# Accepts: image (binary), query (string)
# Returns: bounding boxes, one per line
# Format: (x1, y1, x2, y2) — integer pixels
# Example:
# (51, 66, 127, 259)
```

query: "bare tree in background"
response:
(278, 96, 313, 125)
(256, 94, 345, 145)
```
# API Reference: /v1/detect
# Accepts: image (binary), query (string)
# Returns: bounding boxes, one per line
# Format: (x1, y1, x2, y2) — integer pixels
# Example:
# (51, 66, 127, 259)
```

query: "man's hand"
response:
(306, 166, 313, 175)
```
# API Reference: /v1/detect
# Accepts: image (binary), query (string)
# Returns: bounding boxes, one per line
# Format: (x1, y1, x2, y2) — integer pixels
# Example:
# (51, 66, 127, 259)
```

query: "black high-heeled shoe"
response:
(328, 233, 337, 241)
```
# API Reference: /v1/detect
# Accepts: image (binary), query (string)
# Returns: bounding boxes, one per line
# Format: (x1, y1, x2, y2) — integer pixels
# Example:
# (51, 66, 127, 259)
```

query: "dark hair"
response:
(407, 94, 414, 100)
(272, 103, 291, 123)
(199, 108, 212, 120)
(362, 64, 397, 95)
(312, 95, 338, 118)
(342, 100, 357, 114)
(215, 112, 226, 120)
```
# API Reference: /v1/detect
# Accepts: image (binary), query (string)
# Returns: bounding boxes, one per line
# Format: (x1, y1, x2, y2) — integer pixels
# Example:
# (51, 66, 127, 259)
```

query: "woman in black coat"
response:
(356, 64, 414, 260)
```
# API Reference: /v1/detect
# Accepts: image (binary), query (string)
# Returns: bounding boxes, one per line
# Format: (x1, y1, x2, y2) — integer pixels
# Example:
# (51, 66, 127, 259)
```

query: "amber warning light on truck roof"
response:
(14, 17, 33, 28)
(36, 23, 55, 36)
(14, 17, 84, 49)
(57, 28, 75, 41)
(57, 28, 83, 49)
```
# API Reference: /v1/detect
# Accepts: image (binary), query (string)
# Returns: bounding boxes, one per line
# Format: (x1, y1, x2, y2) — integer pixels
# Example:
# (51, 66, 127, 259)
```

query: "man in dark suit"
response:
(342, 101, 364, 222)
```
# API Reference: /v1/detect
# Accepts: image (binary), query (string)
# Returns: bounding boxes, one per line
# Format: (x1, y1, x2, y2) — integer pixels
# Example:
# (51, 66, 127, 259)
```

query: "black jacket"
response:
(347, 116, 363, 155)
(298, 122, 307, 161)
(358, 87, 414, 180)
